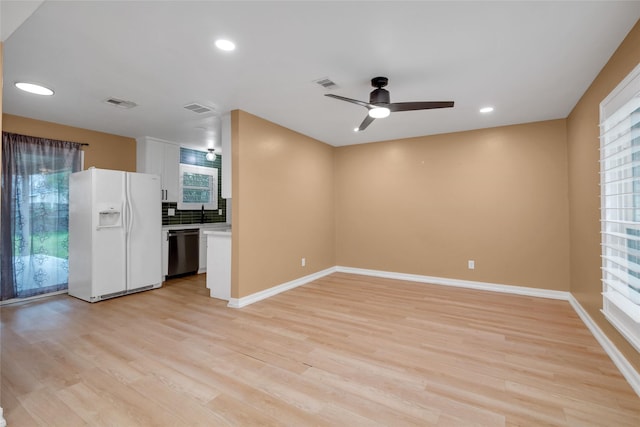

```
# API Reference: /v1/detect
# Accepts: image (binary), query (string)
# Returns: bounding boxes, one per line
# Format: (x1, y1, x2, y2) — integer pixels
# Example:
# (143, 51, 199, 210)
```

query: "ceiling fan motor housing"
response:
(370, 77, 390, 105)
(370, 88, 390, 105)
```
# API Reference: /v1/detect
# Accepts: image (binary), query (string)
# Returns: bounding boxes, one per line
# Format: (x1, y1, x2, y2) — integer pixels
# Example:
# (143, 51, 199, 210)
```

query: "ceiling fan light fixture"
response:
(15, 82, 54, 96)
(215, 39, 236, 51)
(206, 148, 216, 161)
(368, 107, 390, 119)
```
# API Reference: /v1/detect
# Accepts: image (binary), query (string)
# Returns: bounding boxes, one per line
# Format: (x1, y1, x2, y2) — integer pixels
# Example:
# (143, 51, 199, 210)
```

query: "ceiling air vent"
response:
(313, 77, 338, 90)
(183, 102, 214, 114)
(103, 97, 137, 109)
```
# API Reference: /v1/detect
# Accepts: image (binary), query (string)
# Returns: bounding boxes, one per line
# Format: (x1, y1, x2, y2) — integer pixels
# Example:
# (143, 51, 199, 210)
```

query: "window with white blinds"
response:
(600, 62, 640, 352)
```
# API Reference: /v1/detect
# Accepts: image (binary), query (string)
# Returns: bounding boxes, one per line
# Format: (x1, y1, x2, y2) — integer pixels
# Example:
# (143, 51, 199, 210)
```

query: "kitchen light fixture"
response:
(15, 82, 54, 96)
(215, 39, 236, 51)
(479, 106, 494, 113)
(206, 148, 216, 161)
(368, 106, 390, 119)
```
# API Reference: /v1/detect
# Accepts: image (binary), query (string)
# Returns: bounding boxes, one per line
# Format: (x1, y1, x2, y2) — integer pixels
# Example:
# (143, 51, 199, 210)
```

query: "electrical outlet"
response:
(468, 260, 475, 270)
(301, 257, 306, 267)
(168, 208, 175, 216)
(218, 209, 222, 215)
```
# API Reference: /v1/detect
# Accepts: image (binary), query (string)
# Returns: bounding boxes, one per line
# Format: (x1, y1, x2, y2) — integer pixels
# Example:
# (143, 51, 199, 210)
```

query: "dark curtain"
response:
(1, 132, 83, 301)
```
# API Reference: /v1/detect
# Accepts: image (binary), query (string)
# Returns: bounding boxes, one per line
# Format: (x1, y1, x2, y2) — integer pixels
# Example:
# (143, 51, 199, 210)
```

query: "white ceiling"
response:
(0, 0, 44, 41)
(2, 1, 640, 150)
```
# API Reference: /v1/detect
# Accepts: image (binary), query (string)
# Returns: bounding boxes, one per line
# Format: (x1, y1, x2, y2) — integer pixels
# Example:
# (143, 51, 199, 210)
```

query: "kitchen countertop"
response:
(203, 229, 232, 236)
(162, 223, 231, 231)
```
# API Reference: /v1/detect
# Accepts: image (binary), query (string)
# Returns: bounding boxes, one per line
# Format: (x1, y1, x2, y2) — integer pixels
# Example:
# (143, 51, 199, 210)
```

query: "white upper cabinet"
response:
(221, 113, 232, 199)
(136, 137, 180, 202)
(163, 144, 180, 202)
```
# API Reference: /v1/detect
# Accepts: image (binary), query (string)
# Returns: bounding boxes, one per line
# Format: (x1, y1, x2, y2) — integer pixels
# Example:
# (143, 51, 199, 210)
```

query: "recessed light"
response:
(15, 82, 54, 96)
(215, 39, 236, 51)
(479, 106, 494, 113)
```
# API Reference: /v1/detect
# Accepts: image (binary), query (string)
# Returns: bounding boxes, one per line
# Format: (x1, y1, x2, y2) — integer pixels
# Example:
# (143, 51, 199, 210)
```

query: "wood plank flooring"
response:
(1, 272, 639, 426)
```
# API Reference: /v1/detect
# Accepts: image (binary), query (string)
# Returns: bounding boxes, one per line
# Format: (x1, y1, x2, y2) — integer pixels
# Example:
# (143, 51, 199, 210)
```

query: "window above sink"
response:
(177, 164, 218, 210)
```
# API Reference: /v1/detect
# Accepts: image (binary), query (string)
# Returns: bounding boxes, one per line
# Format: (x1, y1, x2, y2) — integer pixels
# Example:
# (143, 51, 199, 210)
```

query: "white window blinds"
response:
(600, 62, 640, 352)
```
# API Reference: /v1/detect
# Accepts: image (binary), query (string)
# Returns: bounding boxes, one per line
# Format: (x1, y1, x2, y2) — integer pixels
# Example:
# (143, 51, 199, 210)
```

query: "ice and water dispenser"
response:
(98, 207, 122, 228)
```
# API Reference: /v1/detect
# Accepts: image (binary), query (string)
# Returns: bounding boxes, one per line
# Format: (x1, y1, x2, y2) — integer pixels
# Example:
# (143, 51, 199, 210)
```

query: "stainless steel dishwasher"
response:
(167, 229, 200, 278)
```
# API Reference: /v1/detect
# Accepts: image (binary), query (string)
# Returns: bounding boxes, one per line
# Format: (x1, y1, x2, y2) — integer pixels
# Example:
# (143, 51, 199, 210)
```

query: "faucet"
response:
(200, 204, 205, 223)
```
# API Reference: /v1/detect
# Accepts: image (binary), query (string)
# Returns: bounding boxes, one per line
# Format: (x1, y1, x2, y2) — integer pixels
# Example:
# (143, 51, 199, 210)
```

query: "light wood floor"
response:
(1, 272, 639, 426)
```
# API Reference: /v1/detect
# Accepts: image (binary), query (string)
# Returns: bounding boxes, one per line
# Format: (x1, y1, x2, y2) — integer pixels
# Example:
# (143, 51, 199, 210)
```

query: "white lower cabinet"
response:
(205, 231, 232, 301)
(161, 229, 169, 278)
(199, 228, 208, 273)
(198, 225, 225, 273)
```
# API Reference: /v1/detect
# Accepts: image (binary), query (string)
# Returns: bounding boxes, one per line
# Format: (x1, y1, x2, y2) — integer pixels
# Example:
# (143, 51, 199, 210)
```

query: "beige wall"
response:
(2, 114, 136, 172)
(567, 20, 640, 371)
(231, 110, 335, 298)
(335, 120, 570, 290)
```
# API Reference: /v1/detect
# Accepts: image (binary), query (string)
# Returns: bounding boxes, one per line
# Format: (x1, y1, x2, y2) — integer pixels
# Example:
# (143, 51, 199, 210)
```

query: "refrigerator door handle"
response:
(126, 177, 134, 235)
(124, 174, 133, 290)
(122, 189, 128, 235)
(121, 201, 127, 231)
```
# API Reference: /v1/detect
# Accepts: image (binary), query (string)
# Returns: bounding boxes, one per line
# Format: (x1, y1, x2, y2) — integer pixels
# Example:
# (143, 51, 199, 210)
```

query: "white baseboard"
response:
(568, 295, 640, 397)
(335, 266, 570, 300)
(227, 267, 337, 308)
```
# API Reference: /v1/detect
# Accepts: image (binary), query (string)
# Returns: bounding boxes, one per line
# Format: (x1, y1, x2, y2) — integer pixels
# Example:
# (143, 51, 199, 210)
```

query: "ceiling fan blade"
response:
(389, 101, 454, 112)
(356, 114, 375, 131)
(325, 94, 372, 109)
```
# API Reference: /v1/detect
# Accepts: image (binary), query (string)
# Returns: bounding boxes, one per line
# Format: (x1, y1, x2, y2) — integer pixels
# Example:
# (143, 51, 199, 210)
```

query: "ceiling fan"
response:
(325, 76, 454, 131)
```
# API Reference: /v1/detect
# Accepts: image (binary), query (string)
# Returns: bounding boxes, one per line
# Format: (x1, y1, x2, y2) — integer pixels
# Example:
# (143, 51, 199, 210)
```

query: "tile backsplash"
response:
(162, 201, 226, 225)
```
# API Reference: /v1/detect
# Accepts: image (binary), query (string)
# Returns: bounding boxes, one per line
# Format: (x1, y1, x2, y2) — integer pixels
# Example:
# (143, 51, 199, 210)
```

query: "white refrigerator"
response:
(68, 168, 162, 302)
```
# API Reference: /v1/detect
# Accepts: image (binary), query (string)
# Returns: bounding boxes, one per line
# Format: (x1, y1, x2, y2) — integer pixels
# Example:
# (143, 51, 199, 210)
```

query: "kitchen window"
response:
(177, 163, 218, 210)
(599, 61, 640, 352)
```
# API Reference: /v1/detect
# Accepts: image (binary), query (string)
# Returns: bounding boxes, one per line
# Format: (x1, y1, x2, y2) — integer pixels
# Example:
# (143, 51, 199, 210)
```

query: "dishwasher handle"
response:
(168, 229, 200, 237)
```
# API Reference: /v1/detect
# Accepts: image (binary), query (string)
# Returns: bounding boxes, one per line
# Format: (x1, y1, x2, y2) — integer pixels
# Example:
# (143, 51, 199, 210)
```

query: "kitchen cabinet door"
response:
(163, 144, 179, 203)
(137, 137, 163, 178)
(198, 228, 207, 273)
(137, 137, 179, 203)
(198, 225, 222, 273)
(161, 229, 169, 278)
